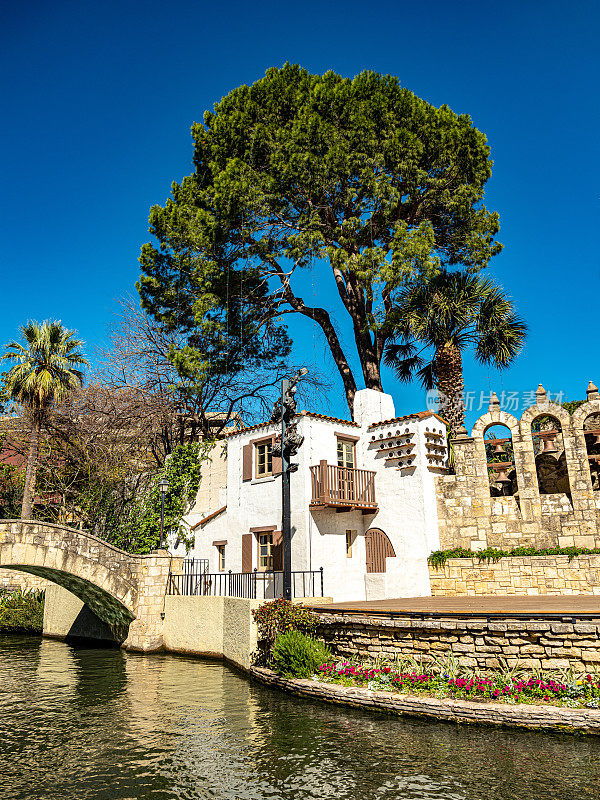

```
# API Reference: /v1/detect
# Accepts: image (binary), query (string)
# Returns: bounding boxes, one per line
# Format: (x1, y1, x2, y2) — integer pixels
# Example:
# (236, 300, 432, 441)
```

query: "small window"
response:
(258, 532, 273, 570)
(345, 530, 354, 558)
(216, 544, 226, 572)
(255, 441, 273, 477)
(337, 438, 355, 469)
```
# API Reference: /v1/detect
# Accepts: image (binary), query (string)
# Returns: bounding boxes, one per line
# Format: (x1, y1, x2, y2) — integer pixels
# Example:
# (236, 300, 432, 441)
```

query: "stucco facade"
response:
(182, 389, 447, 602)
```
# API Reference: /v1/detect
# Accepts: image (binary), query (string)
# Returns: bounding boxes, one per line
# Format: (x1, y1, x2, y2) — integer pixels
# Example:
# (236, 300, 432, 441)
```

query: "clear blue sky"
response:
(1, 0, 598, 424)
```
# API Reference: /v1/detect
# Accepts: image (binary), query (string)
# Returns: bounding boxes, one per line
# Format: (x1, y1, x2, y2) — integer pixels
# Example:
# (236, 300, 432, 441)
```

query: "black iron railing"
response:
(167, 566, 324, 599)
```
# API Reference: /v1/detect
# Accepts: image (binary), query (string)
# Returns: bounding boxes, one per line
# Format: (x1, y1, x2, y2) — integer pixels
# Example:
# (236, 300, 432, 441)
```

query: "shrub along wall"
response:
(316, 611, 600, 673)
(429, 554, 600, 596)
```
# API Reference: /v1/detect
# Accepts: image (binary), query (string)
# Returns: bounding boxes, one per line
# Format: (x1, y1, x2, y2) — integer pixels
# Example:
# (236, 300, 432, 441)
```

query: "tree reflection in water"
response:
(0, 636, 598, 800)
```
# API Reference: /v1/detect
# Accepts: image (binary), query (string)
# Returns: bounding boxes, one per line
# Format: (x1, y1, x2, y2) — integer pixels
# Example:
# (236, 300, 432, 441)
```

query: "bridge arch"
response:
(0, 520, 174, 648)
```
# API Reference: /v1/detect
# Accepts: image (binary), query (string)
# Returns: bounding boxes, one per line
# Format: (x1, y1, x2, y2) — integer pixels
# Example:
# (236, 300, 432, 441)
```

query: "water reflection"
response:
(0, 635, 598, 800)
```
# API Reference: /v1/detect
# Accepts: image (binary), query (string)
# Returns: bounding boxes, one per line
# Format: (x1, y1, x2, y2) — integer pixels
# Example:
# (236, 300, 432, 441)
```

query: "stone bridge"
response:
(0, 520, 182, 651)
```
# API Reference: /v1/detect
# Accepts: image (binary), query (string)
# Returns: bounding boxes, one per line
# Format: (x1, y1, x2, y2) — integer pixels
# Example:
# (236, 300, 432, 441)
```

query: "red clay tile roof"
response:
(367, 411, 447, 430)
(299, 411, 358, 427)
(191, 505, 227, 530)
(224, 410, 358, 437)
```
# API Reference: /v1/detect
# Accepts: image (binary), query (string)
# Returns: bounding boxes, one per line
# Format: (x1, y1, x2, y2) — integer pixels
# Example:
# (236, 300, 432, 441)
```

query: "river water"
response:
(0, 635, 599, 800)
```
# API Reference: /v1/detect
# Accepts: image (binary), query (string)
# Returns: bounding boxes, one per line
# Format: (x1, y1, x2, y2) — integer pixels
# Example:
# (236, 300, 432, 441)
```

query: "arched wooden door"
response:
(365, 528, 396, 573)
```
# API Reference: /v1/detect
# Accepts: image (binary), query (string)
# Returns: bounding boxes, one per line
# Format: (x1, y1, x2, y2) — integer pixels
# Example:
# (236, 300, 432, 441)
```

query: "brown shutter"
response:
(241, 533, 253, 573)
(242, 444, 253, 481)
(365, 528, 396, 573)
(271, 530, 283, 571)
(271, 434, 282, 476)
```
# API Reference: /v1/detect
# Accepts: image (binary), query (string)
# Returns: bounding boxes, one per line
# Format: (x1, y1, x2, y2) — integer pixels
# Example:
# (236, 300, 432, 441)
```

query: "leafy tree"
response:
(138, 64, 502, 415)
(384, 269, 527, 430)
(100, 441, 209, 554)
(1, 321, 87, 519)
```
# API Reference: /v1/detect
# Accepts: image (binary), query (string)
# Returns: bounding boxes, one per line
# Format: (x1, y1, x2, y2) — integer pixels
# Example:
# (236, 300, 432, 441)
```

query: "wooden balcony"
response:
(309, 461, 377, 513)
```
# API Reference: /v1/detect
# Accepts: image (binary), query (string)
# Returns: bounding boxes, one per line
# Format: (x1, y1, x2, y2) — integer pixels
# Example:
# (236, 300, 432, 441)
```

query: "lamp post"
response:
(158, 477, 169, 550)
(272, 367, 308, 600)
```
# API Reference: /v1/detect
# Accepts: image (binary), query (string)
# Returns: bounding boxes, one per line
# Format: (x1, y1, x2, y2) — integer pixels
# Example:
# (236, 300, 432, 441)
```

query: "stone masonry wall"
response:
(435, 385, 600, 552)
(0, 568, 50, 591)
(317, 612, 600, 673)
(429, 555, 600, 596)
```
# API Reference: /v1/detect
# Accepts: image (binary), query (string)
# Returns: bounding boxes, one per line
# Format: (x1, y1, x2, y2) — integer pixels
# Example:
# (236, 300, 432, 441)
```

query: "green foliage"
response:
(384, 269, 527, 428)
(562, 399, 585, 415)
(428, 545, 600, 568)
(271, 629, 332, 679)
(1, 320, 87, 415)
(100, 441, 209, 553)
(0, 589, 44, 633)
(252, 598, 318, 646)
(138, 64, 502, 409)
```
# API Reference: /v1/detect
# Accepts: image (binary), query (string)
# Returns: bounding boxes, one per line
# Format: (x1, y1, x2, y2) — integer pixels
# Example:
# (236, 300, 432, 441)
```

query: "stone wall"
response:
(435, 384, 600, 552)
(429, 555, 600, 596)
(0, 568, 50, 591)
(317, 611, 600, 673)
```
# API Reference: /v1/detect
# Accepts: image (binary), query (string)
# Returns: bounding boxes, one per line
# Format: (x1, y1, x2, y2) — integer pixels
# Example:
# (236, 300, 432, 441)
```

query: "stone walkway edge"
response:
(248, 666, 600, 735)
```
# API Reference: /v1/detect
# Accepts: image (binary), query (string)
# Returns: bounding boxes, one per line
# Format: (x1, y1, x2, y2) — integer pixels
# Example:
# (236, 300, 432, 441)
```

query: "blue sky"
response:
(1, 1, 598, 424)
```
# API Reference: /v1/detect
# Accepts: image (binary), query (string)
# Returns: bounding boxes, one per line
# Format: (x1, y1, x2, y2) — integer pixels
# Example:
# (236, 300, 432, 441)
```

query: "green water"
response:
(0, 635, 599, 800)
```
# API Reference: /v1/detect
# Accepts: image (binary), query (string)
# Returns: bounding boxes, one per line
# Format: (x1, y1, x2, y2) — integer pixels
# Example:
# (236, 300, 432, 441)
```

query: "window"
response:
(337, 438, 355, 469)
(255, 441, 273, 477)
(258, 532, 273, 570)
(345, 530, 354, 558)
(216, 544, 226, 572)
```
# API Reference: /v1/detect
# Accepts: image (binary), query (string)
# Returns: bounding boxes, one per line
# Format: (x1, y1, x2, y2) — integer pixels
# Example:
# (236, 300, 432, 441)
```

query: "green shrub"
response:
(271, 629, 331, 679)
(252, 599, 318, 646)
(0, 589, 45, 633)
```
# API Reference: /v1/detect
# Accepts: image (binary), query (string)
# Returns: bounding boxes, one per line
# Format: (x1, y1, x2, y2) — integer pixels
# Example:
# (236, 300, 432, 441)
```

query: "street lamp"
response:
(158, 477, 169, 550)
(272, 367, 308, 600)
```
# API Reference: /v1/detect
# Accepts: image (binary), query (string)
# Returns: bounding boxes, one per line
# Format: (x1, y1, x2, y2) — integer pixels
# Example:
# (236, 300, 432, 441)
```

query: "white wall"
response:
(184, 390, 446, 602)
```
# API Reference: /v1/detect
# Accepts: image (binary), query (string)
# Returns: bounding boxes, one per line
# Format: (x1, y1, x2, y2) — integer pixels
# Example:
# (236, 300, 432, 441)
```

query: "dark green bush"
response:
(0, 589, 45, 633)
(271, 629, 332, 679)
(252, 599, 318, 646)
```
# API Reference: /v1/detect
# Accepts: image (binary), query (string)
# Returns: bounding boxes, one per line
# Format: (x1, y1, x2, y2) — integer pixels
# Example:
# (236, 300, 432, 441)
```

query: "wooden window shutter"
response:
(271, 530, 283, 571)
(365, 528, 396, 574)
(242, 443, 253, 481)
(241, 533, 253, 573)
(271, 434, 282, 476)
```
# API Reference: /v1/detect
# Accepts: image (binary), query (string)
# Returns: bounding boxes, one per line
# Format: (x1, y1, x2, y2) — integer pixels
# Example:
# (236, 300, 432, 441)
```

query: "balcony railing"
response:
(167, 567, 324, 599)
(310, 461, 377, 512)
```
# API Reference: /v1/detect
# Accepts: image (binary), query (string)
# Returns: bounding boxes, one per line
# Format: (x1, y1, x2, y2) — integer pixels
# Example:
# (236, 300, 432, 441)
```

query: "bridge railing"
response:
(167, 567, 324, 600)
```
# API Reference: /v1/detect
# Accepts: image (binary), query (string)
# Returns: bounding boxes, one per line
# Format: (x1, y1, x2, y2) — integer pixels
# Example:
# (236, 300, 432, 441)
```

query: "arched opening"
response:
(484, 424, 516, 497)
(2, 565, 134, 640)
(531, 415, 571, 497)
(365, 528, 395, 573)
(583, 413, 600, 491)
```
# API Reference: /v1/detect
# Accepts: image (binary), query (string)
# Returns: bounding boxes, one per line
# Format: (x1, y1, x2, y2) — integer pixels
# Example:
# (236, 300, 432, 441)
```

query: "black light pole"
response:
(274, 368, 307, 601)
(158, 477, 169, 550)
(280, 378, 292, 601)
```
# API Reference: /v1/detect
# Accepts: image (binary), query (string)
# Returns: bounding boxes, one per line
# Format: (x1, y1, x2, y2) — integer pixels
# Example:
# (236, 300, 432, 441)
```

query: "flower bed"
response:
(316, 662, 600, 709)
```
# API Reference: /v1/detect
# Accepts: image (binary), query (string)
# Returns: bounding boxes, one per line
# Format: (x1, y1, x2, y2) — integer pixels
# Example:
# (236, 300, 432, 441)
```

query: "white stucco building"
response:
(179, 389, 447, 603)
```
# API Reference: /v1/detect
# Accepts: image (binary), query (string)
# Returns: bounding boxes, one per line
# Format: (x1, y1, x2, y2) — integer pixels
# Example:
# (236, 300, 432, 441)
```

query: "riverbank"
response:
(249, 666, 600, 734)
(0, 589, 44, 634)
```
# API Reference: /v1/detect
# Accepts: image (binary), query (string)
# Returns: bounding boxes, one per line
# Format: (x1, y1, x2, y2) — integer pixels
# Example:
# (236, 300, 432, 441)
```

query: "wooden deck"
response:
(318, 595, 600, 618)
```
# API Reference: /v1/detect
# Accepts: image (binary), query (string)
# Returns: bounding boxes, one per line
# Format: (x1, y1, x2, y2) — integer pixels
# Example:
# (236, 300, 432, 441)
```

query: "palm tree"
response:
(2, 321, 87, 519)
(384, 270, 527, 431)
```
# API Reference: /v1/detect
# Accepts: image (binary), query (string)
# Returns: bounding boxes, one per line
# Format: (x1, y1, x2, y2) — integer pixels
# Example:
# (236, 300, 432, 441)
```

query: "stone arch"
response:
(526, 411, 571, 497)
(0, 521, 140, 638)
(471, 412, 526, 501)
(483, 423, 517, 497)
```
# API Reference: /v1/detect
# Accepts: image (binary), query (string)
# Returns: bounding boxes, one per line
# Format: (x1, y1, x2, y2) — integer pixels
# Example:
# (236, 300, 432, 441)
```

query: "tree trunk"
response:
(21, 414, 42, 520)
(433, 343, 465, 433)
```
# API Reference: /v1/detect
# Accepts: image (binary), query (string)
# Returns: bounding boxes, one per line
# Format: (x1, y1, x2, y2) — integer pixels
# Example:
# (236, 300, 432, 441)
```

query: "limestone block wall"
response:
(429, 555, 600, 596)
(435, 386, 600, 552)
(317, 612, 600, 673)
(0, 568, 50, 591)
